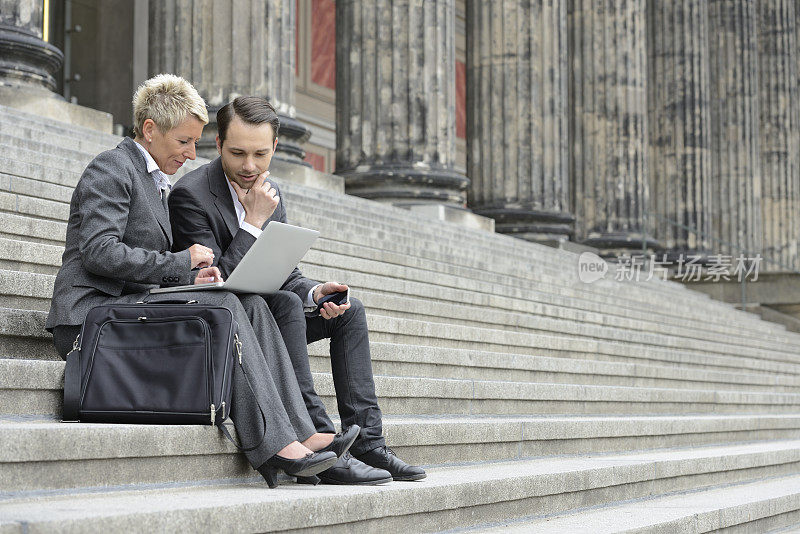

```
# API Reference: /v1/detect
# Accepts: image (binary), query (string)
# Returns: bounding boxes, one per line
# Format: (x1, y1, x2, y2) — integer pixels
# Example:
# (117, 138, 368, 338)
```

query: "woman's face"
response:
(142, 116, 205, 175)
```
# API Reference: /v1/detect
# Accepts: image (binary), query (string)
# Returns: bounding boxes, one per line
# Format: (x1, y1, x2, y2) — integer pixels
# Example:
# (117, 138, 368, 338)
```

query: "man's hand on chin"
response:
(314, 281, 351, 320)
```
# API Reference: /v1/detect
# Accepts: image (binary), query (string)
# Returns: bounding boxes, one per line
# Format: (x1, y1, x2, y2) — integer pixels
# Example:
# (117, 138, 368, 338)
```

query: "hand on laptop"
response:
(189, 243, 215, 268)
(314, 282, 351, 320)
(194, 266, 223, 285)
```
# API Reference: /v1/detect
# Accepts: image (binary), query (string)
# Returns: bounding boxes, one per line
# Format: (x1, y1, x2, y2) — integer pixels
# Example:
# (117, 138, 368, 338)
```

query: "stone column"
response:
(758, 0, 799, 271)
(148, 0, 310, 163)
(569, 0, 656, 253)
(335, 0, 468, 207)
(0, 0, 63, 92)
(707, 0, 761, 258)
(466, 0, 571, 242)
(646, 0, 712, 261)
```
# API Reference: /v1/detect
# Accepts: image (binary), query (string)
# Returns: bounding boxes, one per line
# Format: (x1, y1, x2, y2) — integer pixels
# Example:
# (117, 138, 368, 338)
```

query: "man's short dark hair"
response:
(216, 96, 280, 145)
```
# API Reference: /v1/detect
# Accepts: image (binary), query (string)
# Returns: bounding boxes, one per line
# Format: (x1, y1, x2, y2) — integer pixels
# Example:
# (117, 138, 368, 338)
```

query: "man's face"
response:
(217, 116, 278, 189)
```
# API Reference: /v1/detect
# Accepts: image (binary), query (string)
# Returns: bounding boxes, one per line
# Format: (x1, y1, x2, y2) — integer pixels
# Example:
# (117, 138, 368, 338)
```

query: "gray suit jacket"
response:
(168, 158, 319, 304)
(46, 137, 193, 329)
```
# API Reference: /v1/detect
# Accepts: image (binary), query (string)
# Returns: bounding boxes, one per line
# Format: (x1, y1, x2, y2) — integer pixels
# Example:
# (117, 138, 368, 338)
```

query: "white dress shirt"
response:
(224, 175, 319, 308)
(133, 140, 172, 198)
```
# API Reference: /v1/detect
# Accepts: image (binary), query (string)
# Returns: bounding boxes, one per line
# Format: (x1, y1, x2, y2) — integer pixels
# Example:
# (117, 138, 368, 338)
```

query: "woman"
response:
(46, 74, 353, 487)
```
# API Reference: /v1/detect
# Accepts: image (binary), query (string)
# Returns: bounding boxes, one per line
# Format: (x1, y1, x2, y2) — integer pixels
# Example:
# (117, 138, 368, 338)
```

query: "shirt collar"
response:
(133, 140, 172, 191)
(224, 174, 245, 221)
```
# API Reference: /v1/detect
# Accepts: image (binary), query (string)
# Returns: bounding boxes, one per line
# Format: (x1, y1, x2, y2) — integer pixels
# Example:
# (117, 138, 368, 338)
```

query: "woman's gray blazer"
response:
(46, 137, 193, 330)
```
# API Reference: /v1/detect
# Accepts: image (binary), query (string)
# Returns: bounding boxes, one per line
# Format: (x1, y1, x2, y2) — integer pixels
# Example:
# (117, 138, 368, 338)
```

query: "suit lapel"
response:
(119, 138, 173, 245)
(207, 158, 240, 241)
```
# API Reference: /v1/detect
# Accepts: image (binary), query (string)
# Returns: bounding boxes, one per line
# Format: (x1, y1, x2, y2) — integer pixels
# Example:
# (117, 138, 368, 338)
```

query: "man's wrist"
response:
(243, 214, 266, 228)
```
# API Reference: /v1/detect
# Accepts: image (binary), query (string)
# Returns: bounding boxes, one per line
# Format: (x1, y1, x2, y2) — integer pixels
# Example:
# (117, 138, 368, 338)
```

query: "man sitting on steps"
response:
(168, 96, 426, 485)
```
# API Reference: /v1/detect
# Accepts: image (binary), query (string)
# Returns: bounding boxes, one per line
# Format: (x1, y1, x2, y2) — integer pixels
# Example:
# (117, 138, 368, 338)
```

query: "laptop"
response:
(150, 221, 319, 295)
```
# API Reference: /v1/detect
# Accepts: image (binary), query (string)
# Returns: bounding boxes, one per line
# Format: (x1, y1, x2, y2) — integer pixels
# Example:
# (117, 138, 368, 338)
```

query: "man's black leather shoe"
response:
(355, 446, 426, 481)
(319, 425, 360, 457)
(297, 452, 392, 485)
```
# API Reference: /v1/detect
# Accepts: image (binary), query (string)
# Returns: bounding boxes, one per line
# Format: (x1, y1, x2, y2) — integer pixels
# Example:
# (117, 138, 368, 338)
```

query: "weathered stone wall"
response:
(466, 0, 571, 242)
(148, 0, 309, 161)
(335, 0, 468, 207)
(708, 0, 762, 258)
(647, 0, 712, 259)
(568, 0, 655, 252)
(758, 0, 800, 271)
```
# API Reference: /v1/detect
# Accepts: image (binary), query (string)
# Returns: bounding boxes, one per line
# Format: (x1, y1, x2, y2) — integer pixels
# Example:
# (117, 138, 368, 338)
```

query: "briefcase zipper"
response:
(234, 333, 242, 365)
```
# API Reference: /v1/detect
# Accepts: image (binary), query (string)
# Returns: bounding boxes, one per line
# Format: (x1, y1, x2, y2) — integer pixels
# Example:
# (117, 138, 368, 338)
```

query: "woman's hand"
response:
(194, 266, 223, 285)
(189, 244, 214, 268)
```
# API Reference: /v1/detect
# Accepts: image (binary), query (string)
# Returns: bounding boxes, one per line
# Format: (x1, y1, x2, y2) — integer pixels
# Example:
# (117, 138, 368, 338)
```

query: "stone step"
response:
(5, 306, 800, 387)
(2, 221, 799, 361)
(0, 237, 61, 275)
(2, 414, 800, 494)
(468, 473, 800, 533)
(1, 440, 798, 533)
(0, 130, 113, 167)
(0, 143, 730, 305)
(0, 124, 769, 315)
(0, 212, 65, 246)
(0, 105, 121, 146)
(5, 261, 800, 371)
(6, 357, 800, 418)
(307, 341, 800, 393)
(0, 186, 786, 351)
(0, 148, 784, 342)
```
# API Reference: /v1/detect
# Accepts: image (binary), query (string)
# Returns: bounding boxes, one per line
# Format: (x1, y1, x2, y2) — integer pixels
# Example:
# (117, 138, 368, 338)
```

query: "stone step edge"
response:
(466, 473, 800, 534)
(0, 440, 798, 532)
(3, 413, 800, 463)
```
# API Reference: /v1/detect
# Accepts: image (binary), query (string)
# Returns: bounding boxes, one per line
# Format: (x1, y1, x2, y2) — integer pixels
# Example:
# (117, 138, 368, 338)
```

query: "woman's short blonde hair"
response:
(132, 74, 208, 137)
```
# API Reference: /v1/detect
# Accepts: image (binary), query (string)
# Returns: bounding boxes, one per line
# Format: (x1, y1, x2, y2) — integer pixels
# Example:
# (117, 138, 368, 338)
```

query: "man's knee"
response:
(266, 290, 305, 320)
(342, 297, 366, 324)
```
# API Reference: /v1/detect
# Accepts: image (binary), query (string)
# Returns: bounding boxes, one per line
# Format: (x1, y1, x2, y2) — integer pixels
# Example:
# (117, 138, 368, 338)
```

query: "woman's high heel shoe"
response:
(257, 450, 337, 488)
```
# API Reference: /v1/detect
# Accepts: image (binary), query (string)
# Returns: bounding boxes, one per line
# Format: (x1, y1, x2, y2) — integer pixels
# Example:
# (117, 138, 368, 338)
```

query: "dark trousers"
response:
(52, 291, 317, 469)
(264, 291, 385, 456)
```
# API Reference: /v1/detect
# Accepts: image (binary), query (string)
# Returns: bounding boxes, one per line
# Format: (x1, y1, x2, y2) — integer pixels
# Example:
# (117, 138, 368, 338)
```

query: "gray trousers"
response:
(52, 290, 317, 469)
(263, 291, 385, 456)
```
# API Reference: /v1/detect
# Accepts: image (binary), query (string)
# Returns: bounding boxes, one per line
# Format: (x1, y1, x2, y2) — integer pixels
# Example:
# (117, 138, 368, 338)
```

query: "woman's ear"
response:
(142, 119, 156, 143)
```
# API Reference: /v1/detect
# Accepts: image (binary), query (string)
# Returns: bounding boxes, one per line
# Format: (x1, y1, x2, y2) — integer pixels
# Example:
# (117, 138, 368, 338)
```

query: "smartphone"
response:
(316, 288, 350, 311)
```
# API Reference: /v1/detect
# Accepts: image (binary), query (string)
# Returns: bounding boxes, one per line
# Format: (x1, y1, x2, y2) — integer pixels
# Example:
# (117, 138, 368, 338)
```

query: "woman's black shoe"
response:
(257, 450, 337, 488)
(318, 425, 360, 457)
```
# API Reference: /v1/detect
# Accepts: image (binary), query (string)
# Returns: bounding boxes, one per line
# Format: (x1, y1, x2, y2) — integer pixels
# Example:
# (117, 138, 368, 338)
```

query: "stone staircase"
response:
(1, 103, 800, 532)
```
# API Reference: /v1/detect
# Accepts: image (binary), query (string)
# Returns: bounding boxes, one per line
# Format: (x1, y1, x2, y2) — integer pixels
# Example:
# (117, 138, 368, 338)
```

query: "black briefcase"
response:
(63, 301, 238, 427)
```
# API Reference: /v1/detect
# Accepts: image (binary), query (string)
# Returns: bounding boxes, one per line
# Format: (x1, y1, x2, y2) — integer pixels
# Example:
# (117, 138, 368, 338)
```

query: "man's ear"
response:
(273, 137, 279, 150)
(216, 135, 222, 155)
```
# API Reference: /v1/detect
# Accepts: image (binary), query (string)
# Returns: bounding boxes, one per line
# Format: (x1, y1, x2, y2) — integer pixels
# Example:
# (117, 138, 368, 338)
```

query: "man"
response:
(169, 96, 426, 485)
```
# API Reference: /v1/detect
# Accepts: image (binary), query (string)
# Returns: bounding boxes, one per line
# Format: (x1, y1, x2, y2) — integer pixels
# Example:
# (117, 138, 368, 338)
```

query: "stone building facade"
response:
(1, 0, 799, 272)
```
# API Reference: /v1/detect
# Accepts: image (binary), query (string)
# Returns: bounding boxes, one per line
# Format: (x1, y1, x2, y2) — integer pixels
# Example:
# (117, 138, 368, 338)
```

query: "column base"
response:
(580, 231, 661, 257)
(272, 114, 312, 167)
(339, 164, 469, 207)
(0, 25, 63, 92)
(471, 205, 574, 242)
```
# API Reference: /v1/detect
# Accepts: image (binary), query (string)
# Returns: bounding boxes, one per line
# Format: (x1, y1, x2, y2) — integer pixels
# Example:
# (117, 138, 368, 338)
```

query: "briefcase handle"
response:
(136, 298, 200, 305)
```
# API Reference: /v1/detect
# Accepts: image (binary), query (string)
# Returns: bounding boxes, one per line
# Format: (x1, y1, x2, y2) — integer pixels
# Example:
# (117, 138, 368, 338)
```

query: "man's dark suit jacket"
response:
(46, 137, 193, 330)
(169, 157, 319, 305)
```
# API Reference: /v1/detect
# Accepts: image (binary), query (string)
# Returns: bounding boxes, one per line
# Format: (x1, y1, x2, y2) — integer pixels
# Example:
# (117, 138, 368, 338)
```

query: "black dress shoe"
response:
(297, 452, 392, 485)
(355, 446, 426, 481)
(318, 425, 360, 457)
(257, 450, 337, 488)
